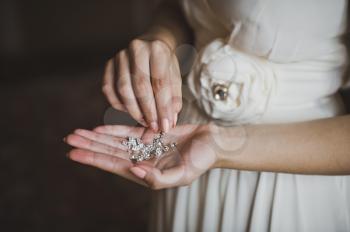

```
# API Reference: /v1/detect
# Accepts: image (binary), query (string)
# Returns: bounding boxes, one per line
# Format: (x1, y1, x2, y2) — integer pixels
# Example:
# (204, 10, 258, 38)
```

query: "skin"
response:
(65, 124, 216, 189)
(102, 2, 192, 132)
(64, 116, 350, 190)
(65, 2, 350, 189)
(216, 115, 350, 175)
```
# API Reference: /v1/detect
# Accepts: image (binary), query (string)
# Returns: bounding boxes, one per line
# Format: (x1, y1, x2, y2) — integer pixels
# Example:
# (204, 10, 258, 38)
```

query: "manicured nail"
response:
(74, 129, 85, 136)
(173, 114, 178, 127)
(150, 121, 158, 132)
(93, 127, 104, 133)
(130, 167, 146, 179)
(162, 118, 170, 133)
(139, 118, 148, 127)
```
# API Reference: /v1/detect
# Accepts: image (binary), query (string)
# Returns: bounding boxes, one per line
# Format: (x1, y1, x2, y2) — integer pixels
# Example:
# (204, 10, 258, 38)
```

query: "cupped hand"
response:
(102, 38, 182, 133)
(64, 124, 219, 189)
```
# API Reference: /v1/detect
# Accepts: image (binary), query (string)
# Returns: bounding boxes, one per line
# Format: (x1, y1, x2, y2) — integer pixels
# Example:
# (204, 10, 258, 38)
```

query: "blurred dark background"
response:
(0, 0, 160, 231)
(1, 1, 350, 232)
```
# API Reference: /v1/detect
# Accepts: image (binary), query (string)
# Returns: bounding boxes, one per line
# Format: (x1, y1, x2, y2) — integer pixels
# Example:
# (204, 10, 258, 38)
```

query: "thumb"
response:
(129, 165, 161, 189)
(129, 165, 149, 179)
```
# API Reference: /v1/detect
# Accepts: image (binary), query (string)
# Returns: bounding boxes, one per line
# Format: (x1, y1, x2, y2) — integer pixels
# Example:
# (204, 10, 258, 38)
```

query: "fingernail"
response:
(93, 127, 103, 133)
(150, 121, 158, 132)
(130, 167, 147, 179)
(162, 118, 170, 133)
(74, 129, 84, 136)
(173, 114, 178, 127)
(139, 119, 148, 127)
(63, 137, 66, 142)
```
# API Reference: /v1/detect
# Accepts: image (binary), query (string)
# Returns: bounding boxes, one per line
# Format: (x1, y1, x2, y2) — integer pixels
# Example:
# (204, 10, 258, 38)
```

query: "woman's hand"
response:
(102, 38, 182, 133)
(64, 124, 219, 189)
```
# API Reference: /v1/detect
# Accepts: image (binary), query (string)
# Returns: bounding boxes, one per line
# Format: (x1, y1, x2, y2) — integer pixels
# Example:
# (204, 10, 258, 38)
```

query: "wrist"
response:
(139, 26, 177, 50)
(205, 122, 248, 169)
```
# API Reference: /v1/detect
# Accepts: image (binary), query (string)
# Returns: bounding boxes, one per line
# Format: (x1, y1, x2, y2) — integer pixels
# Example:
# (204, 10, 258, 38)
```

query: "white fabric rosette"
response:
(188, 39, 276, 124)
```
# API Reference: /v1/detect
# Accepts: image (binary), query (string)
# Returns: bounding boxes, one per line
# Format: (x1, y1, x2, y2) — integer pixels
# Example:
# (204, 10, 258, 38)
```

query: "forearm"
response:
(213, 115, 350, 175)
(139, 2, 192, 50)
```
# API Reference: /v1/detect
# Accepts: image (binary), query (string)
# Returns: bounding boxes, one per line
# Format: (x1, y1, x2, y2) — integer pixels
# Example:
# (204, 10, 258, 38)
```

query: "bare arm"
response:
(64, 115, 350, 189)
(66, 3, 350, 189)
(140, 1, 193, 50)
(215, 115, 350, 175)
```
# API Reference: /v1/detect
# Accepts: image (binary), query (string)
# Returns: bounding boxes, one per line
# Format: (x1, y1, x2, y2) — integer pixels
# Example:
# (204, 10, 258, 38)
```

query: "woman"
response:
(65, 0, 350, 231)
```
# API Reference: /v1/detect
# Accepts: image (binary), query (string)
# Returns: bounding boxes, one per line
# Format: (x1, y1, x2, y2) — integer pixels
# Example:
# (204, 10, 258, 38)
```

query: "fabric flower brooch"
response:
(187, 38, 276, 124)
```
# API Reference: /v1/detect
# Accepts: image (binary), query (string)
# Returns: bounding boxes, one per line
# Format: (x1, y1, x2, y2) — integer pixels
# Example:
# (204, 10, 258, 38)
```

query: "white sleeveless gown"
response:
(150, 1, 350, 231)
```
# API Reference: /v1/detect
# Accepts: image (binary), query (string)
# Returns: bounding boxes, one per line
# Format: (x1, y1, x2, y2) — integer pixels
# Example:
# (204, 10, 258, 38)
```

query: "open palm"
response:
(65, 124, 218, 189)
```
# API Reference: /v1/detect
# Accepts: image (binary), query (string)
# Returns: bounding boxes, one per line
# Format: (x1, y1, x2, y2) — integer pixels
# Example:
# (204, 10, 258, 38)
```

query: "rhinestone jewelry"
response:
(122, 132, 177, 163)
(212, 83, 229, 101)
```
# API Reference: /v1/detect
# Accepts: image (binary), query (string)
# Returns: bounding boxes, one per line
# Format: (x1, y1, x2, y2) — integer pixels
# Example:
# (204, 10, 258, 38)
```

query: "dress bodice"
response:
(180, 0, 349, 124)
(181, 0, 348, 62)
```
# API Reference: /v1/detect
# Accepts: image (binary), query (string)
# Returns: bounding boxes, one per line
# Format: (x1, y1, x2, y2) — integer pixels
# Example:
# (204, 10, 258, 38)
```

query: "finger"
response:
(170, 54, 183, 126)
(102, 59, 126, 112)
(93, 125, 186, 144)
(138, 126, 183, 148)
(129, 164, 186, 189)
(129, 40, 158, 132)
(148, 124, 199, 144)
(74, 129, 127, 151)
(150, 41, 174, 133)
(68, 149, 147, 186)
(93, 125, 145, 138)
(66, 133, 129, 160)
(140, 127, 158, 144)
(116, 50, 147, 126)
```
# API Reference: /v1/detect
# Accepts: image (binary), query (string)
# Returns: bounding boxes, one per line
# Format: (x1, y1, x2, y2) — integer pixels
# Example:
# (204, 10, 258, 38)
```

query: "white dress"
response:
(150, 0, 350, 231)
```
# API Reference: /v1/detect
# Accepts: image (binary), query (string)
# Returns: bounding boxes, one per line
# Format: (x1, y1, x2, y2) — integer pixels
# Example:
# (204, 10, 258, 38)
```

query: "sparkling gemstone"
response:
(125, 132, 175, 162)
(212, 83, 229, 101)
(155, 147, 163, 157)
(163, 145, 169, 152)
